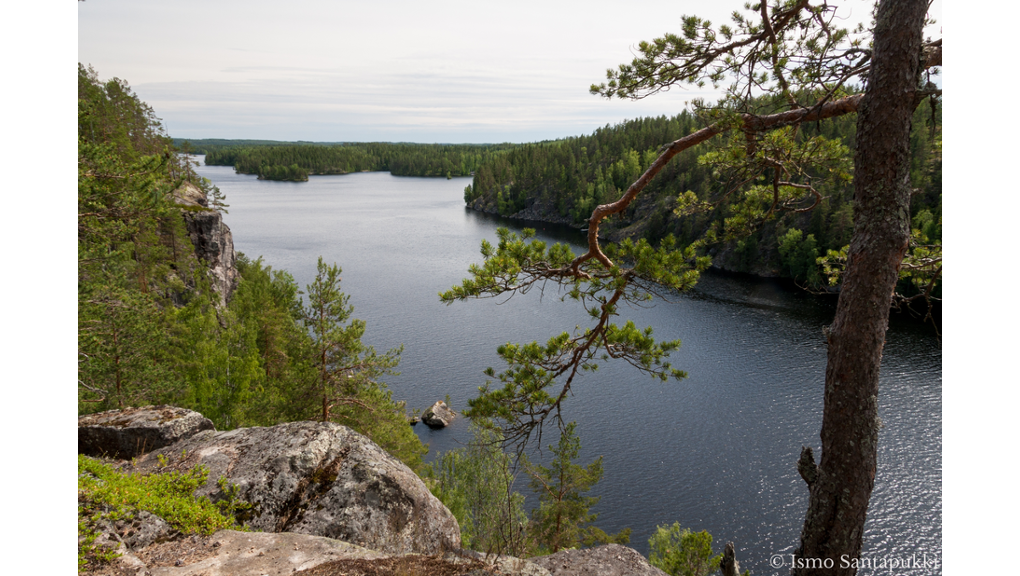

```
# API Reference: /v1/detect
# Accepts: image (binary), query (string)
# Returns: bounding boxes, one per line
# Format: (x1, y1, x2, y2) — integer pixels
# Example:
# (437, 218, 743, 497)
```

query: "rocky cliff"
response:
(174, 181, 240, 305)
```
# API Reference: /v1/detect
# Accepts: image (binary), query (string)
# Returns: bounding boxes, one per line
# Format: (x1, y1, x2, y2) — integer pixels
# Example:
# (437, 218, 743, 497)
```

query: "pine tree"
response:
(300, 257, 423, 469)
(648, 522, 722, 576)
(525, 422, 630, 553)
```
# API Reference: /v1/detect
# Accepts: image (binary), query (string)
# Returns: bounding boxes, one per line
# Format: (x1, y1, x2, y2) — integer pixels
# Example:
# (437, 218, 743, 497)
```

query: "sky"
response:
(79, 0, 940, 143)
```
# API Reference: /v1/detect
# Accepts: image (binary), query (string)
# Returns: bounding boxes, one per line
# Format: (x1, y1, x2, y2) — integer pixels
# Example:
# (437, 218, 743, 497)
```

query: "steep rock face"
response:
(125, 420, 461, 555)
(174, 181, 239, 304)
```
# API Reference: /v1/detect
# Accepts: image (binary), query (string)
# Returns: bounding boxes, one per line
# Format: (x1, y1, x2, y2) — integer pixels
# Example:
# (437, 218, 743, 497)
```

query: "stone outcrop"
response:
(531, 544, 669, 576)
(79, 408, 664, 576)
(101, 529, 390, 576)
(99, 529, 555, 576)
(123, 420, 461, 555)
(78, 405, 215, 459)
(422, 400, 457, 428)
(174, 181, 239, 304)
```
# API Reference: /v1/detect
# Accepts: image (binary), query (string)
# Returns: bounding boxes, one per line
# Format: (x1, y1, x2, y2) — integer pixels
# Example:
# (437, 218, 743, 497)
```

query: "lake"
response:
(194, 159, 942, 574)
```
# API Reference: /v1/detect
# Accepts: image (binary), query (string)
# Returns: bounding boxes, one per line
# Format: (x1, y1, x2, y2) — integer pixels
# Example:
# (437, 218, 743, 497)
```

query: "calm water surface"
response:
(195, 160, 942, 574)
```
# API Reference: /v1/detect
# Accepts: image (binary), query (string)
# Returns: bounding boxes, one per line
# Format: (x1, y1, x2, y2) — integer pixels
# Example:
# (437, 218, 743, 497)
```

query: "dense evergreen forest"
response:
(464, 104, 941, 294)
(78, 65, 425, 469)
(199, 141, 519, 180)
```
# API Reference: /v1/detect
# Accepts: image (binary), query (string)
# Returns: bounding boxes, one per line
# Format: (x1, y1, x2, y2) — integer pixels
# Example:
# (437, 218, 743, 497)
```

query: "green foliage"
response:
(203, 141, 517, 179)
(647, 522, 722, 576)
(302, 257, 423, 469)
(227, 254, 313, 424)
(169, 298, 264, 430)
(424, 423, 530, 556)
(77, 454, 247, 572)
(590, 2, 869, 105)
(525, 422, 630, 553)
(460, 96, 938, 287)
(303, 257, 400, 418)
(258, 163, 308, 181)
(78, 66, 425, 472)
(467, 115, 710, 225)
(777, 228, 822, 286)
(78, 64, 204, 412)
(699, 125, 853, 241)
(443, 228, 706, 446)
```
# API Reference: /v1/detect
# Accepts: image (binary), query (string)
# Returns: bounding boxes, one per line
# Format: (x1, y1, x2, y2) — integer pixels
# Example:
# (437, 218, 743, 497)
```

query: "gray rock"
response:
(126, 420, 461, 555)
(422, 400, 457, 428)
(78, 405, 215, 459)
(174, 181, 239, 305)
(114, 530, 551, 576)
(530, 544, 668, 576)
(125, 529, 390, 576)
(454, 549, 552, 576)
(115, 510, 176, 549)
(173, 180, 209, 208)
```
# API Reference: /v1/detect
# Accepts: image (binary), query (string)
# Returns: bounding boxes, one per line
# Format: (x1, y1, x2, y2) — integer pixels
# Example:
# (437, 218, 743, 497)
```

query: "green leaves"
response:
(441, 228, 576, 303)
(445, 228, 703, 447)
(648, 522, 723, 576)
(694, 123, 853, 241)
(304, 257, 402, 420)
(525, 422, 631, 554)
(78, 455, 246, 571)
(423, 424, 529, 556)
(591, 1, 869, 116)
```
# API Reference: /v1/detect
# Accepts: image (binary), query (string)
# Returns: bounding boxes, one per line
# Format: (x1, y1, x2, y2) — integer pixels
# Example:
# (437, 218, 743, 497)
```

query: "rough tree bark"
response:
(793, 0, 929, 574)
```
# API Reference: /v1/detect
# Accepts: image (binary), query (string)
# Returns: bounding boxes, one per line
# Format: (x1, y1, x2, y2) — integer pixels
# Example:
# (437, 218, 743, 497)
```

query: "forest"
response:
(464, 103, 941, 293)
(77, 63, 426, 469)
(198, 140, 520, 180)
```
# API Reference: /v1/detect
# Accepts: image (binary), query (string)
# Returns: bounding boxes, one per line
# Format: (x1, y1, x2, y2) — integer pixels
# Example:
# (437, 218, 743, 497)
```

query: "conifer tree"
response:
(300, 257, 423, 468)
(525, 422, 630, 553)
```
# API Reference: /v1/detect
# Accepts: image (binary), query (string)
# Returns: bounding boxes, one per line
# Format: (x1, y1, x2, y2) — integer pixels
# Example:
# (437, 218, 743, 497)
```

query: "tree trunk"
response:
(793, 0, 927, 574)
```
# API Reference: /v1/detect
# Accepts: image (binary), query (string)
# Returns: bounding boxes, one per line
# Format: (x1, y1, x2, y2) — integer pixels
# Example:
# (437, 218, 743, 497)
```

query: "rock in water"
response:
(125, 420, 460, 555)
(421, 400, 456, 428)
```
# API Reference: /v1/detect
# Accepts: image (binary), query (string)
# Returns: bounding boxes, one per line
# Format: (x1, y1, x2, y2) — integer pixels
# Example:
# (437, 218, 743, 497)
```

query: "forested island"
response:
(189, 139, 520, 180)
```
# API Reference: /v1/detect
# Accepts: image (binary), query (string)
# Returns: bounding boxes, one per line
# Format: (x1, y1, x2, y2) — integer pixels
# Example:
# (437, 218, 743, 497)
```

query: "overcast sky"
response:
(78, 0, 941, 143)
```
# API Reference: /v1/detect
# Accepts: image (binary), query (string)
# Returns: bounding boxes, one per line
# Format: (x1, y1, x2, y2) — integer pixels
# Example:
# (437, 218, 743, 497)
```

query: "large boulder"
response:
(530, 544, 668, 576)
(422, 400, 456, 428)
(78, 405, 215, 459)
(124, 420, 460, 555)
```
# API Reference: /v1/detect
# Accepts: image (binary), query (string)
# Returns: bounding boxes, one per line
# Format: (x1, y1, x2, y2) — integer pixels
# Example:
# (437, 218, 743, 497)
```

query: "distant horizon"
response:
(170, 121, 672, 147)
(81, 0, 940, 143)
